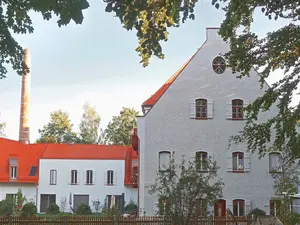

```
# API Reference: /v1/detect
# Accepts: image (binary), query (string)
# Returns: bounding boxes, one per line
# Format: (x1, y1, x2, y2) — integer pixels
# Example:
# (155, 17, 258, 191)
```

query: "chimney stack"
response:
(19, 48, 31, 144)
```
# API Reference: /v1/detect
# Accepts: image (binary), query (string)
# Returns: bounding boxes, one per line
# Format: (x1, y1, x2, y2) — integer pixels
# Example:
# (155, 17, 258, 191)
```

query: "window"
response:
(86, 170, 93, 185)
(105, 195, 121, 209)
(29, 166, 37, 176)
(195, 99, 207, 119)
(159, 151, 171, 171)
(10, 166, 17, 179)
(50, 169, 57, 185)
(233, 199, 245, 216)
(196, 198, 208, 217)
(40, 194, 56, 213)
(6, 194, 17, 202)
(269, 153, 281, 172)
(195, 151, 208, 171)
(71, 170, 78, 185)
(232, 99, 244, 120)
(270, 199, 281, 217)
(232, 152, 244, 171)
(212, 56, 226, 74)
(107, 170, 114, 185)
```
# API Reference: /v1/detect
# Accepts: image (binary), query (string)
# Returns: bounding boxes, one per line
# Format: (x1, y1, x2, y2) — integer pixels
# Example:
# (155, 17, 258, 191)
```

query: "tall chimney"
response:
(19, 48, 31, 144)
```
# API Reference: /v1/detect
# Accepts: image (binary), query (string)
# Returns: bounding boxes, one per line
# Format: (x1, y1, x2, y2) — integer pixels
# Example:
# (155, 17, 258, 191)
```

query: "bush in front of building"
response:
(0, 199, 14, 216)
(75, 204, 92, 215)
(46, 203, 60, 215)
(247, 208, 266, 220)
(21, 202, 37, 217)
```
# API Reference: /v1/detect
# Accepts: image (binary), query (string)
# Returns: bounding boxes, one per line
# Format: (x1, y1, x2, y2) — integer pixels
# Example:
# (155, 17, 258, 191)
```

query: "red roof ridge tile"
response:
(142, 49, 200, 106)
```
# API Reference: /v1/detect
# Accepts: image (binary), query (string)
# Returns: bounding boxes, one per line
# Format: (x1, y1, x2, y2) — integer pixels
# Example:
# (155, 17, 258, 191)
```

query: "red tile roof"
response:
(143, 50, 199, 106)
(0, 138, 138, 184)
(40, 144, 137, 160)
(0, 138, 45, 183)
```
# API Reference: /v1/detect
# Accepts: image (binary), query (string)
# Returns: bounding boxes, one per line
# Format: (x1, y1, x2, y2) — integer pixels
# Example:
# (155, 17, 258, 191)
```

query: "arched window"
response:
(232, 99, 244, 120)
(50, 169, 57, 185)
(233, 199, 245, 216)
(195, 99, 208, 119)
(232, 152, 244, 171)
(159, 151, 171, 171)
(195, 151, 208, 171)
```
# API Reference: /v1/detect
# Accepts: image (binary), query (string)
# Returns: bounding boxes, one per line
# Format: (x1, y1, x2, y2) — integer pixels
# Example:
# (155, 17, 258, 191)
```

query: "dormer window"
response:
(10, 166, 17, 179)
(9, 158, 18, 180)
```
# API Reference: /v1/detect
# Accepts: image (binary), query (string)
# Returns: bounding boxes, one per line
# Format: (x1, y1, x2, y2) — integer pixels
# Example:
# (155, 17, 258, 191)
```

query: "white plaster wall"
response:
(38, 159, 137, 213)
(137, 116, 145, 215)
(139, 28, 278, 215)
(0, 183, 37, 204)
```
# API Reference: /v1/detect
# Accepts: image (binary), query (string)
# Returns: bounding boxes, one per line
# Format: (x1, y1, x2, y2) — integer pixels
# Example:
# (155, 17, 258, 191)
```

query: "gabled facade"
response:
(137, 28, 280, 216)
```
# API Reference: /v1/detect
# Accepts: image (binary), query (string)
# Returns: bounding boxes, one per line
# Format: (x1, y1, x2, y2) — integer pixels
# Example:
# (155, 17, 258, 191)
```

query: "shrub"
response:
(46, 203, 60, 215)
(248, 208, 266, 220)
(21, 202, 37, 216)
(0, 199, 14, 216)
(124, 199, 137, 213)
(75, 204, 92, 215)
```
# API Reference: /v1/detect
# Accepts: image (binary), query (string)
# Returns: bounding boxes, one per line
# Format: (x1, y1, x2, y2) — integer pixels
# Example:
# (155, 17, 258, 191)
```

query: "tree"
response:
(270, 147, 300, 225)
(78, 102, 101, 144)
(105, 1, 300, 158)
(103, 107, 138, 145)
(149, 152, 223, 224)
(36, 110, 79, 143)
(216, 2, 300, 158)
(0, 0, 89, 79)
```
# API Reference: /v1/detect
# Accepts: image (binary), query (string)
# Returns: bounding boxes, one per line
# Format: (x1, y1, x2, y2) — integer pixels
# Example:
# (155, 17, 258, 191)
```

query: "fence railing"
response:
(0, 216, 253, 225)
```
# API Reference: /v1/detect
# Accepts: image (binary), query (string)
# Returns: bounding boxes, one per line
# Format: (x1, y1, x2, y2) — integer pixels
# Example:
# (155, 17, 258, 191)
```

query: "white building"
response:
(137, 27, 281, 216)
(0, 137, 138, 213)
(0, 138, 43, 204)
(37, 144, 138, 213)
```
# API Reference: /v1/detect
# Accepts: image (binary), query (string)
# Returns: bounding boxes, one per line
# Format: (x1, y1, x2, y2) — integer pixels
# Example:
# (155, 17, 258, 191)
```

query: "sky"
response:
(0, 0, 298, 142)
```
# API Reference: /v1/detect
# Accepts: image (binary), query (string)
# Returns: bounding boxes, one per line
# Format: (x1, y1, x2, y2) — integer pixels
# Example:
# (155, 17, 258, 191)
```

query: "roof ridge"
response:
(142, 48, 200, 106)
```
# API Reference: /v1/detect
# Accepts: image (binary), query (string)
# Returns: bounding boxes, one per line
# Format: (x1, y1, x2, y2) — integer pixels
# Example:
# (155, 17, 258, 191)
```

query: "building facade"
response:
(37, 144, 138, 213)
(0, 138, 138, 213)
(137, 27, 280, 216)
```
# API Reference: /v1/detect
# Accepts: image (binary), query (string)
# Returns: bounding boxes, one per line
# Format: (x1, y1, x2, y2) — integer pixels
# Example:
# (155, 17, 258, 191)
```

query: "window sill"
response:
(106, 184, 115, 186)
(231, 118, 244, 121)
(49, 184, 56, 185)
(231, 170, 245, 173)
(196, 170, 209, 173)
(85, 183, 94, 185)
(195, 118, 208, 120)
(269, 171, 282, 174)
(69, 183, 79, 185)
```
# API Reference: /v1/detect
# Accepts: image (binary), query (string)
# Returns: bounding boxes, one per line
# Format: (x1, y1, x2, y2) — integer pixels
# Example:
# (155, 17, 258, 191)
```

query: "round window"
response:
(212, 56, 226, 74)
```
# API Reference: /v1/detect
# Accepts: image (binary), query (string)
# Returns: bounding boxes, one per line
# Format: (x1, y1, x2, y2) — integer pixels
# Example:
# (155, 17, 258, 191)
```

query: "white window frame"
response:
(233, 199, 245, 216)
(86, 170, 93, 185)
(50, 169, 57, 185)
(195, 151, 208, 171)
(269, 152, 281, 172)
(10, 166, 17, 179)
(232, 152, 244, 171)
(107, 170, 114, 185)
(71, 170, 78, 185)
(158, 151, 171, 171)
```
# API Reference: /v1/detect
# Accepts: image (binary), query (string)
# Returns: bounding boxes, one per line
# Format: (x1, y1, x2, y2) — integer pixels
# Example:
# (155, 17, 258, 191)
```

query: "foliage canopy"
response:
(149, 152, 223, 225)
